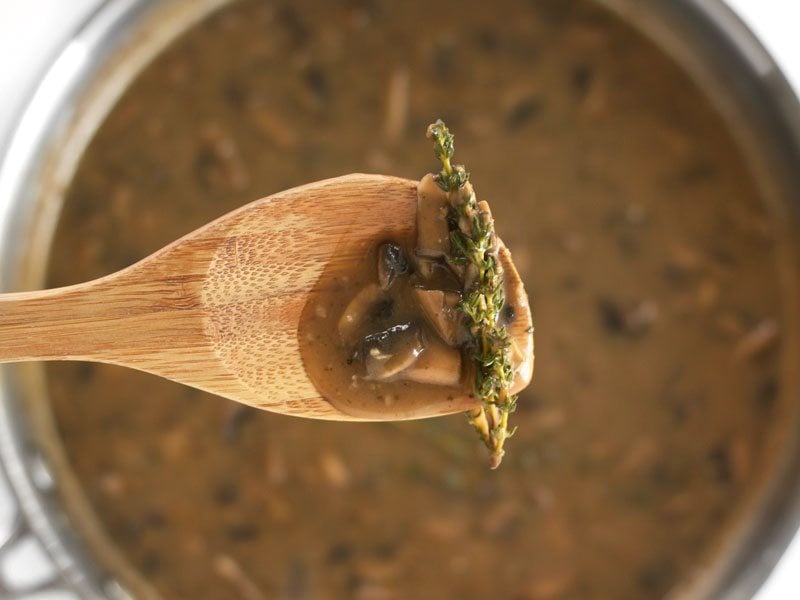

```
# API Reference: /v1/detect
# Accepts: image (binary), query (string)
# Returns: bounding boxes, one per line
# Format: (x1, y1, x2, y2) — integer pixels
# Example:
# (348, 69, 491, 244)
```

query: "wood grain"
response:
(0, 174, 418, 420)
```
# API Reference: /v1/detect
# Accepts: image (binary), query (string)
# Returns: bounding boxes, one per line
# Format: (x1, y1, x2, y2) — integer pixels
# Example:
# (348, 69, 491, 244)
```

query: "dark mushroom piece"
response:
(377, 242, 409, 290)
(352, 323, 425, 381)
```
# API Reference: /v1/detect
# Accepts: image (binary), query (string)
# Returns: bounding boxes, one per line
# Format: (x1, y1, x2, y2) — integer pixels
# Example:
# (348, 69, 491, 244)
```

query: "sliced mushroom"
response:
(377, 242, 409, 290)
(501, 302, 516, 326)
(401, 335, 462, 387)
(353, 323, 425, 381)
(498, 242, 534, 393)
(416, 173, 451, 262)
(337, 284, 388, 343)
(413, 288, 463, 346)
(416, 258, 462, 291)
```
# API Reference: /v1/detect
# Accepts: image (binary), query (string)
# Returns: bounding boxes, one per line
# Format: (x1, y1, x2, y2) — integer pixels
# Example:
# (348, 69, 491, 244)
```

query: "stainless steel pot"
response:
(0, 1, 798, 598)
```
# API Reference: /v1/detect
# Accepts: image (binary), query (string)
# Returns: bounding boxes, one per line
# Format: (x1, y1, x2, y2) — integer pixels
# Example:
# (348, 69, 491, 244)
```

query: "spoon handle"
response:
(0, 273, 205, 364)
(0, 284, 105, 363)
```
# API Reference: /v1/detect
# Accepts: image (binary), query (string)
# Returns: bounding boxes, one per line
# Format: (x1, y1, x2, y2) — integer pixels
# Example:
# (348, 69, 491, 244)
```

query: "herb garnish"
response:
(426, 119, 517, 469)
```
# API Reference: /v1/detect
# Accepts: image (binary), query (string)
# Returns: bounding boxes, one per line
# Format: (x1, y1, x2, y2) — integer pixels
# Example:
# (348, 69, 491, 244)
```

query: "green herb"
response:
(426, 119, 517, 469)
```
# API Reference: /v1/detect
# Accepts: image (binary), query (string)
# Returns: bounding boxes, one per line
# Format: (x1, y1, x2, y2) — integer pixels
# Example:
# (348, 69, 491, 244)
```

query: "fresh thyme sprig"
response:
(426, 119, 518, 469)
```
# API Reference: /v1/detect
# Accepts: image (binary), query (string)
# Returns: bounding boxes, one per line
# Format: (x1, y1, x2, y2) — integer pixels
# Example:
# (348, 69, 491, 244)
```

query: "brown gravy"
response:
(46, 0, 783, 598)
(298, 231, 474, 419)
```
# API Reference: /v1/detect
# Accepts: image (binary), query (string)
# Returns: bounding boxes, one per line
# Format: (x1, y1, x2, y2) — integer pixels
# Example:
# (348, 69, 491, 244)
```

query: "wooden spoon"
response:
(0, 174, 531, 421)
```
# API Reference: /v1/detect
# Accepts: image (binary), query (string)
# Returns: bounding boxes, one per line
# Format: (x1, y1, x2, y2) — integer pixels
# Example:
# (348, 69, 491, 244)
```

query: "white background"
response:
(0, 1, 799, 598)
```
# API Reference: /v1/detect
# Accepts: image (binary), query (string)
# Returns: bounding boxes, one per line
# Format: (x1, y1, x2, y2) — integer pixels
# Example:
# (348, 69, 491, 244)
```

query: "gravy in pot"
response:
(47, 0, 782, 597)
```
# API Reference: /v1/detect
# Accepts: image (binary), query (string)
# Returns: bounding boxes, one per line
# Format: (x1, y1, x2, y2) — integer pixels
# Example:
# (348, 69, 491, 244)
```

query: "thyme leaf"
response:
(425, 119, 518, 469)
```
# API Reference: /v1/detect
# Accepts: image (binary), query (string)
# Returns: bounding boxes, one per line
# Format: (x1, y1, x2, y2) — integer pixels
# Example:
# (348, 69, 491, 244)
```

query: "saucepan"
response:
(0, 0, 798, 598)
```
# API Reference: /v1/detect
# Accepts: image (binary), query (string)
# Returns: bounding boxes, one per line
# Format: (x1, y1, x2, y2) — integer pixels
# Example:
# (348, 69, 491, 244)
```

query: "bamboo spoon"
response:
(0, 174, 531, 421)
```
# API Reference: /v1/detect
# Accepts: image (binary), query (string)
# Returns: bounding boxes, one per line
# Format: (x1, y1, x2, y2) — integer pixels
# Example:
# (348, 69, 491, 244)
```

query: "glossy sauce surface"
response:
(47, 0, 783, 598)
(298, 233, 476, 420)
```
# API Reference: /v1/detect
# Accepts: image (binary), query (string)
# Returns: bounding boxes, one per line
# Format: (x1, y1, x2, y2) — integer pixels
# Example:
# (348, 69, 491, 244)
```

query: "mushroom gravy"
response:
(298, 169, 533, 423)
(299, 231, 474, 420)
(46, 0, 783, 598)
